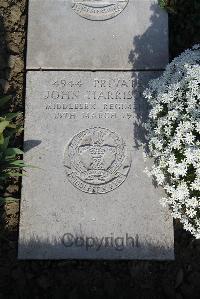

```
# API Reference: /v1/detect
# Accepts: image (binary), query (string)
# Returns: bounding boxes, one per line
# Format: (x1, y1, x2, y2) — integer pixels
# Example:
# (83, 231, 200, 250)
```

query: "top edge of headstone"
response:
(26, 0, 168, 70)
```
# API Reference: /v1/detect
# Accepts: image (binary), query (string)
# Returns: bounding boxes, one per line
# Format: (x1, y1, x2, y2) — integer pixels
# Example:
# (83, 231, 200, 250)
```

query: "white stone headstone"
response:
(26, 0, 168, 70)
(19, 0, 174, 260)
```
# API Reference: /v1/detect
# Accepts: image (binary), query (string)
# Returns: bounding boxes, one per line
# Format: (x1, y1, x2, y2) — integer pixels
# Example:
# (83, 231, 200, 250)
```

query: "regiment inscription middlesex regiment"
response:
(64, 127, 132, 194)
(72, 0, 129, 20)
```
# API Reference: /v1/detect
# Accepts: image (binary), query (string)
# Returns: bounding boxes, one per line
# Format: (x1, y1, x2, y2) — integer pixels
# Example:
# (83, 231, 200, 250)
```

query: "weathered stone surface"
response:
(18, 71, 174, 259)
(26, 0, 168, 70)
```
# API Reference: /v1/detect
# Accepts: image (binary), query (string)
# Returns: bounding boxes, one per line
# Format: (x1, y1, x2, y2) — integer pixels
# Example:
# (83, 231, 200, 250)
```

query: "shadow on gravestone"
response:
(23, 140, 42, 153)
(129, 2, 168, 148)
(129, 3, 168, 188)
(18, 234, 173, 260)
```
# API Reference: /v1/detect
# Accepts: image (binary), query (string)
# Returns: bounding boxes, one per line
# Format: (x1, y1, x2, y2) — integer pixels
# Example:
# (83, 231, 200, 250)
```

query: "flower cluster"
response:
(143, 45, 200, 238)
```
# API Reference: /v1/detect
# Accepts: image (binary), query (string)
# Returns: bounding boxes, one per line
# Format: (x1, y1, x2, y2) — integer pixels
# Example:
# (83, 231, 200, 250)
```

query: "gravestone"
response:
(18, 0, 174, 259)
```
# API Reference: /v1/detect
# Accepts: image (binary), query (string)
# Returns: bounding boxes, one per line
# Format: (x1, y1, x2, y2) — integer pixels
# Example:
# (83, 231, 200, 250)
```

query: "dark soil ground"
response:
(0, 0, 200, 298)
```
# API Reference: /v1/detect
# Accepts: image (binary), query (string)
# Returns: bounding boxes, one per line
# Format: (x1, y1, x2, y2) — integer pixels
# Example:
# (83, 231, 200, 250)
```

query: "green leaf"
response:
(0, 176, 7, 182)
(3, 112, 20, 121)
(3, 128, 16, 139)
(6, 123, 16, 129)
(0, 197, 20, 206)
(0, 136, 10, 151)
(6, 172, 24, 177)
(9, 160, 26, 166)
(0, 133, 4, 145)
(0, 159, 29, 170)
(0, 120, 10, 134)
(0, 95, 11, 109)
(5, 148, 24, 157)
(158, 0, 166, 8)
(0, 165, 24, 170)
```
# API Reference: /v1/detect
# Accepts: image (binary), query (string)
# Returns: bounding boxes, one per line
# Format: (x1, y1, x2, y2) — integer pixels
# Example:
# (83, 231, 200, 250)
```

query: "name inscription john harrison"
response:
(71, 0, 129, 21)
(64, 127, 132, 194)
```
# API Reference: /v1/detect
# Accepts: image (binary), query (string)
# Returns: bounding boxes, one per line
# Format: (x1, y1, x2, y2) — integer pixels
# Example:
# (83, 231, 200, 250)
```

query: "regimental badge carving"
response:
(71, 0, 129, 21)
(64, 127, 132, 194)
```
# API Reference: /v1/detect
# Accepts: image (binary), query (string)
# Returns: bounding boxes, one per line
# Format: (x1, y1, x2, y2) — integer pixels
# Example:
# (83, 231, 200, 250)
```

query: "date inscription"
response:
(43, 77, 135, 121)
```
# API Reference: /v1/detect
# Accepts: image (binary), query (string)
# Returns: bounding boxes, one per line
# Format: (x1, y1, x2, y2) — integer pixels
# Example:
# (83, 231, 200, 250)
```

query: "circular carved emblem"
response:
(71, 0, 129, 21)
(64, 127, 132, 194)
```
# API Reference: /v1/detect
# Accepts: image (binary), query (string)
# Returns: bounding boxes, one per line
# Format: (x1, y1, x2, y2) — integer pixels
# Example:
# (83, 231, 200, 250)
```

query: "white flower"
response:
(184, 132, 195, 145)
(186, 197, 199, 208)
(143, 45, 200, 239)
(191, 178, 200, 191)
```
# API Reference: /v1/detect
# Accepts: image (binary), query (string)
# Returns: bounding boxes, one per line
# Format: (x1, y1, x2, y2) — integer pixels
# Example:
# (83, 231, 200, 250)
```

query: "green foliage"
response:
(158, 0, 177, 13)
(0, 197, 20, 207)
(158, 0, 200, 59)
(0, 95, 27, 203)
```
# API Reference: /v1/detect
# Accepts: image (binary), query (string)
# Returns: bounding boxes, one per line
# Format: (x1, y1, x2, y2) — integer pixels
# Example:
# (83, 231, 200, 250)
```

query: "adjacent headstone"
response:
(26, 0, 168, 70)
(19, 0, 174, 259)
